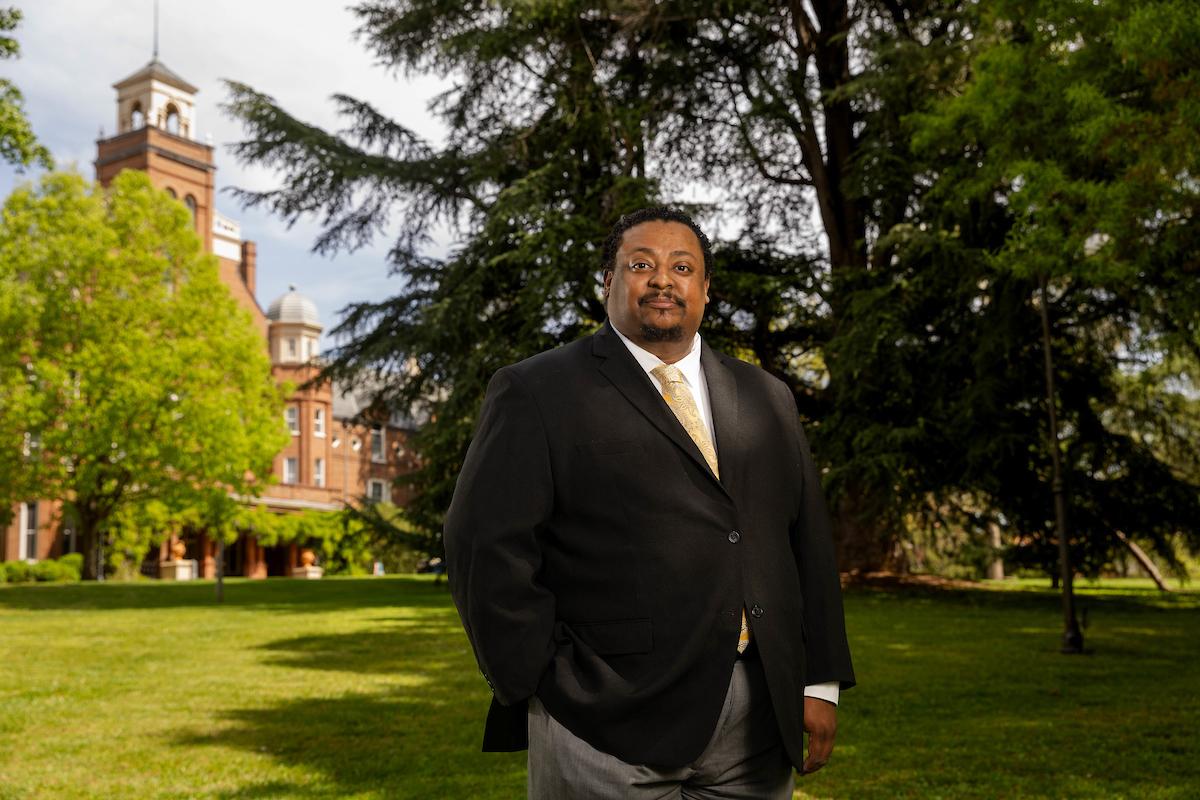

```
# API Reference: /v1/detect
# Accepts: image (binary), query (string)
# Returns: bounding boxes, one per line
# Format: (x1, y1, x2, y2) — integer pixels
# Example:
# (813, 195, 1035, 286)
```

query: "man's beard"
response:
(638, 293, 686, 342)
(639, 323, 685, 342)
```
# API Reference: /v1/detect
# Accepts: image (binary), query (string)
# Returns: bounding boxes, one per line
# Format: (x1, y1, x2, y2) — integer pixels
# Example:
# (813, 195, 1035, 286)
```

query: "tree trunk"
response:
(832, 482, 894, 573)
(987, 520, 1005, 581)
(1114, 530, 1170, 592)
(76, 511, 104, 581)
(215, 537, 225, 603)
(1038, 274, 1083, 654)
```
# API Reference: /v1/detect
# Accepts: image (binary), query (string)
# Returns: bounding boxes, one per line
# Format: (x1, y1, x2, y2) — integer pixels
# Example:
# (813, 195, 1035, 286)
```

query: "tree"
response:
(0, 171, 289, 578)
(223, 0, 1199, 586)
(223, 1, 990, 571)
(901, 0, 1200, 624)
(0, 7, 51, 170)
(223, 0, 684, 544)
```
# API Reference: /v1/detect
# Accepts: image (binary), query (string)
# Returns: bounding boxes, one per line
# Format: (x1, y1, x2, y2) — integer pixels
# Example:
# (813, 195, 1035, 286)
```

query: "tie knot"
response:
(651, 364, 684, 387)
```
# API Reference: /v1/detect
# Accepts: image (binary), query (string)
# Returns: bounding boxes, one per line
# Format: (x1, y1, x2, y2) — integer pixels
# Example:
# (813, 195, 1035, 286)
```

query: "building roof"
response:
(266, 285, 321, 327)
(331, 379, 425, 430)
(113, 58, 199, 95)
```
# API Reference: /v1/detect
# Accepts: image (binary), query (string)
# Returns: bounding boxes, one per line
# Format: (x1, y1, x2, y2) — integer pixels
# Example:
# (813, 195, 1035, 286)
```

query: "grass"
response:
(0, 576, 1197, 799)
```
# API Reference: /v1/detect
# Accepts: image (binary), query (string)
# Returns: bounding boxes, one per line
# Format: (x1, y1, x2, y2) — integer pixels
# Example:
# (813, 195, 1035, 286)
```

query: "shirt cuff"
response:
(804, 681, 840, 706)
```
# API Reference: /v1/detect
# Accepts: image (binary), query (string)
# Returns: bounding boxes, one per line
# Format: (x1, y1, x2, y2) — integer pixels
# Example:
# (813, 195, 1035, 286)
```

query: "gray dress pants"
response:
(527, 658, 795, 799)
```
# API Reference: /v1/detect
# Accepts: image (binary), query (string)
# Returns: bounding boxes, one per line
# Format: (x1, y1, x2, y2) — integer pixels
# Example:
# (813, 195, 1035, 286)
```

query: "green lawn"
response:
(1, 576, 1197, 799)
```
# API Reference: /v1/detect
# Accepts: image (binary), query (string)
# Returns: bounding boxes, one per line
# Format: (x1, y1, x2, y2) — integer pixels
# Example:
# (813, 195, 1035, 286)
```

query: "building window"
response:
(184, 195, 197, 226)
(370, 426, 385, 463)
(314, 458, 325, 487)
(165, 187, 176, 199)
(284, 457, 299, 485)
(165, 103, 181, 135)
(285, 407, 299, 435)
(130, 102, 145, 130)
(20, 502, 38, 562)
(313, 408, 325, 437)
(287, 338, 297, 360)
(368, 479, 386, 504)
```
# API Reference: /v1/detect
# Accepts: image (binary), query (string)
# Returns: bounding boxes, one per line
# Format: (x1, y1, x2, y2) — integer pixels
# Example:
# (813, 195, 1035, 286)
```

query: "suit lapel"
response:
(592, 322, 733, 500)
(700, 340, 740, 494)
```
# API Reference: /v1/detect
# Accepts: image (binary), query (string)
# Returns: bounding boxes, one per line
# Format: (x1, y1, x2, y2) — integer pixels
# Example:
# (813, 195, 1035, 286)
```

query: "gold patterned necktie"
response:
(650, 364, 752, 654)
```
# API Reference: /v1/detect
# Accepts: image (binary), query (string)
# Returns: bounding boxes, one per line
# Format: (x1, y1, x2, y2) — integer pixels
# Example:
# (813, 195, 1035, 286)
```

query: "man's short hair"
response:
(601, 206, 714, 278)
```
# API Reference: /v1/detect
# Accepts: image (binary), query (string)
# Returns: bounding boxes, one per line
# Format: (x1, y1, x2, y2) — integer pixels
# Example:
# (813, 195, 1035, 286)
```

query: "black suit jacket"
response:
(444, 320, 854, 770)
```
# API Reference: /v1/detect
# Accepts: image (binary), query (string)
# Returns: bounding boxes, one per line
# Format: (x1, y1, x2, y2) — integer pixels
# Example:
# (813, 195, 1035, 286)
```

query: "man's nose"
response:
(648, 265, 673, 289)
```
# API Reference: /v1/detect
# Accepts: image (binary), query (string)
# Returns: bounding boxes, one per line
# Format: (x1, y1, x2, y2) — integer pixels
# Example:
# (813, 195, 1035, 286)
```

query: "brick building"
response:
(2, 57, 417, 577)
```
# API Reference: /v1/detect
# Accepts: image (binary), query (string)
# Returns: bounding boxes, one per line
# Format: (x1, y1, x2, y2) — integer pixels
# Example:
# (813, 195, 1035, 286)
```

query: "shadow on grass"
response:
(173, 622, 523, 799)
(0, 576, 450, 612)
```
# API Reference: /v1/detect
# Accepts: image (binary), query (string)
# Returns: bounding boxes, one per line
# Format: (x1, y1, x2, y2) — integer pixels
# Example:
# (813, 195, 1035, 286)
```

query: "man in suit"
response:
(445, 206, 854, 798)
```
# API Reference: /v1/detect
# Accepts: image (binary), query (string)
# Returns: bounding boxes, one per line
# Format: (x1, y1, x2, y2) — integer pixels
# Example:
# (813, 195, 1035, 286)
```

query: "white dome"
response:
(266, 285, 320, 326)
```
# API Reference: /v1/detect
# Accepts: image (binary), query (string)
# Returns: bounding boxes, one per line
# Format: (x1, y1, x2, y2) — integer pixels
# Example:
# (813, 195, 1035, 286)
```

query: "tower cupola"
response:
(267, 285, 323, 364)
(113, 58, 199, 139)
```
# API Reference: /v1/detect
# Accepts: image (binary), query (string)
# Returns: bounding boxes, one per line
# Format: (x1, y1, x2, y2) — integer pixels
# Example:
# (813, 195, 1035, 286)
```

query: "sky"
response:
(0, 0, 450, 348)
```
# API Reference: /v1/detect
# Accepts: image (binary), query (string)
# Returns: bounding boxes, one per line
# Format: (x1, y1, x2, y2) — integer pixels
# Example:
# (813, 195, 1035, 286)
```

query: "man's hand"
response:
(802, 696, 838, 775)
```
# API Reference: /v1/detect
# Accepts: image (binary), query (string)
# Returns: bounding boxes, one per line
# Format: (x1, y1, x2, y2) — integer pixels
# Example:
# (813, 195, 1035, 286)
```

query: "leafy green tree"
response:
(901, 0, 1200, 599)
(0, 7, 51, 170)
(0, 171, 289, 579)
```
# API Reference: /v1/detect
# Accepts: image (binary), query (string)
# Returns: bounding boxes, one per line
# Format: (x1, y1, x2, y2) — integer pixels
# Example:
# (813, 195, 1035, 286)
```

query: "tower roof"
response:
(267, 285, 321, 327)
(113, 58, 198, 95)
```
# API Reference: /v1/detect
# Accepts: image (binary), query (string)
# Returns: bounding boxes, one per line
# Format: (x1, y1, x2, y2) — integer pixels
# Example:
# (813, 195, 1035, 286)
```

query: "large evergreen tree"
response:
(223, 0, 1198, 581)
(224, 1, 701, 540)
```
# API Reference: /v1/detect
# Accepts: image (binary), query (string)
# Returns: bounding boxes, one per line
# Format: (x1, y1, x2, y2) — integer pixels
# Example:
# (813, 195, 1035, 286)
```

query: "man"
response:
(445, 207, 854, 798)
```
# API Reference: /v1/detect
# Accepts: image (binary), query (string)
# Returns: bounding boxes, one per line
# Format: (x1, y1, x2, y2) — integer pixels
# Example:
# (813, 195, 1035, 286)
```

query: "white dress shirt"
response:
(610, 324, 840, 706)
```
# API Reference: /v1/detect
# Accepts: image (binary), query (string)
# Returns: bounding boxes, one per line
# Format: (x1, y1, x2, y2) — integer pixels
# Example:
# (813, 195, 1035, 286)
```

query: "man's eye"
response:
(674, 263, 693, 272)
(630, 262, 652, 270)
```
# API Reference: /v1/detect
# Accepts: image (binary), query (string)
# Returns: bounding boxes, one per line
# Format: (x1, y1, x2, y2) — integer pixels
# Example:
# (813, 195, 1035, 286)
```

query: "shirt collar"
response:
(609, 322, 704, 390)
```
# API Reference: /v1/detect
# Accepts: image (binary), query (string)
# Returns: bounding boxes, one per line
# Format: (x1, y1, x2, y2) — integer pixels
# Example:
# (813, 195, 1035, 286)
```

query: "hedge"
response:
(0, 553, 83, 583)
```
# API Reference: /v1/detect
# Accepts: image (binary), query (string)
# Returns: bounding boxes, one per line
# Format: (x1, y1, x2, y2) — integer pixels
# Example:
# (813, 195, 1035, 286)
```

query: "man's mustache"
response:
(639, 292, 685, 308)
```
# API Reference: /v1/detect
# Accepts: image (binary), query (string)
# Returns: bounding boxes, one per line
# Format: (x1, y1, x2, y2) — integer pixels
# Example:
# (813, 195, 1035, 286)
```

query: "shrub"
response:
(34, 560, 72, 582)
(0, 555, 83, 584)
(3, 561, 34, 583)
(58, 552, 84, 579)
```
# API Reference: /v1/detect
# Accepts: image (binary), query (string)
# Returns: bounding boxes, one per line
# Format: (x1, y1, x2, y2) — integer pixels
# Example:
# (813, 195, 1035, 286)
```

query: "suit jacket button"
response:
(751, 604, 764, 618)
(728, 531, 741, 543)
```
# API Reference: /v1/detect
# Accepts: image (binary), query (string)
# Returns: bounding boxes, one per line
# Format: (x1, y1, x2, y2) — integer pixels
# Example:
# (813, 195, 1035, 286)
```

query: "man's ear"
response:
(704, 275, 711, 304)
(602, 269, 613, 298)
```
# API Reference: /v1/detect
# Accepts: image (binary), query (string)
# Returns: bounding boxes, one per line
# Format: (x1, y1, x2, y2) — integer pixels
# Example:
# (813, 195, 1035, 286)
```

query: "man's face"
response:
(603, 220, 710, 349)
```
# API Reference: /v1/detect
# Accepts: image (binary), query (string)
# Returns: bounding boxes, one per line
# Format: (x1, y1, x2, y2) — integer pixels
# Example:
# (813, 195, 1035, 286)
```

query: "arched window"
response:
(165, 187, 176, 199)
(165, 104, 180, 135)
(184, 195, 197, 225)
(130, 102, 145, 130)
